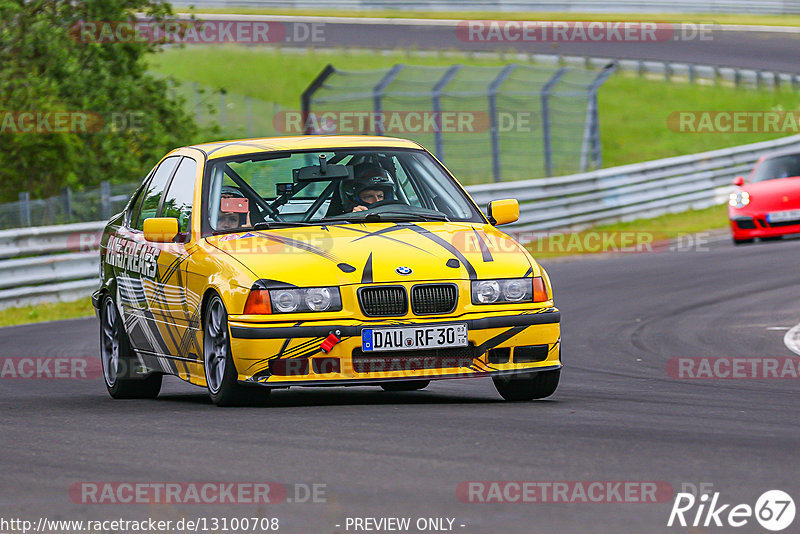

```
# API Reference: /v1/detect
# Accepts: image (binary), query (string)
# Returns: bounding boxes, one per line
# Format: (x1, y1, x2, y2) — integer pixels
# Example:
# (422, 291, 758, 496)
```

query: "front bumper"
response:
(730, 214, 800, 239)
(228, 308, 561, 386)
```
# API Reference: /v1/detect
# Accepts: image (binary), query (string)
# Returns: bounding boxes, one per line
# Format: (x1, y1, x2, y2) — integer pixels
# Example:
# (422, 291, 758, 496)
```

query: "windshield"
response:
(204, 148, 485, 233)
(751, 154, 800, 183)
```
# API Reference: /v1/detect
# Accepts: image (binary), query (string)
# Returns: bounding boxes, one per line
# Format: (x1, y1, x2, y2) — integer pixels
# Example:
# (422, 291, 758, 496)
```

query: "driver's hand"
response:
(352, 205, 368, 212)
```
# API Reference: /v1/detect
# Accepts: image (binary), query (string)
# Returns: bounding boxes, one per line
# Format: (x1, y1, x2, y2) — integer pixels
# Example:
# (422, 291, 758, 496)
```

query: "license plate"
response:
(767, 209, 800, 223)
(361, 324, 468, 352)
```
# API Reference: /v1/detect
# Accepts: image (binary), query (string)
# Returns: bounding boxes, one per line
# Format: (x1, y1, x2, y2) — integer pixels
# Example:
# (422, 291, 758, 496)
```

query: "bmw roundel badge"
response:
(395, 266, 412, 275)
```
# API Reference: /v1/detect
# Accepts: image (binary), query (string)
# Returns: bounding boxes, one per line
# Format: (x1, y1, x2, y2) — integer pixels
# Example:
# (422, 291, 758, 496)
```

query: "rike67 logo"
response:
(668, 488, 795, 531)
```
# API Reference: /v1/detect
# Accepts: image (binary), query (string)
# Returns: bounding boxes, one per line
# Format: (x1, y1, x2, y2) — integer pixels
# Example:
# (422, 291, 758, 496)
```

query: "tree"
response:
(0, 0, 197, 201)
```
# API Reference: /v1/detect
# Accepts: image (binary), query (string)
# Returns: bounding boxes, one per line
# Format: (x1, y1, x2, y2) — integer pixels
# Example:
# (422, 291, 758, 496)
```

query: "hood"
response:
(205, 221, 537, 287)
(741, 177, 800, 210)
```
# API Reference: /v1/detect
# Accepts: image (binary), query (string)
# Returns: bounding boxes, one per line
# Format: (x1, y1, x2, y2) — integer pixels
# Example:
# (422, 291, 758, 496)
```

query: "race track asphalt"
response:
(2, 235, 798, 533)
(278, 19, 800, 73)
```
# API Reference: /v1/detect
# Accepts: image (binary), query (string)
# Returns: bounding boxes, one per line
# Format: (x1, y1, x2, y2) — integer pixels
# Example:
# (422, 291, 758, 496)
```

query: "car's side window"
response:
(161, 157, 197, 234)
(132, 156, 181, 231)
(127, 182, 149, 228)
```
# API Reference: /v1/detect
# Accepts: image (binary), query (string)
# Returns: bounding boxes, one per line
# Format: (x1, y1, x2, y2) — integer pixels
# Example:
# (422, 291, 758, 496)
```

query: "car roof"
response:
(187, 135, 423, 160)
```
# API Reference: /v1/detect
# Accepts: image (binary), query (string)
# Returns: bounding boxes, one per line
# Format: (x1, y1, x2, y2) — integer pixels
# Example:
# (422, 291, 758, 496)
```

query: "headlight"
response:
(472, 278, 549, 304)
(729, 191, 750, 208)
(243, 287, 342, 314)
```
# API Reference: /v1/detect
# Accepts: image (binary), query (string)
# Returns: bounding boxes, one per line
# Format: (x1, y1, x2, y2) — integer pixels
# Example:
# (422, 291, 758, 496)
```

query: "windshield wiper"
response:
(348, 212, 450, 223)
(253, 221, 322, 230)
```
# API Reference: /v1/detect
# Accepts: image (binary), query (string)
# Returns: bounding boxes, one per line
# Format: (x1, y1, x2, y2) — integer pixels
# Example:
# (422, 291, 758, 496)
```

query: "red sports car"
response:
(729, 149, 800, 245)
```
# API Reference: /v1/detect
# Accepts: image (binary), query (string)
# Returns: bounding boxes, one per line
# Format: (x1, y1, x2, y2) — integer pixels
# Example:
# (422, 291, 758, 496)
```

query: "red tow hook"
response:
(320, 330, 341, 353)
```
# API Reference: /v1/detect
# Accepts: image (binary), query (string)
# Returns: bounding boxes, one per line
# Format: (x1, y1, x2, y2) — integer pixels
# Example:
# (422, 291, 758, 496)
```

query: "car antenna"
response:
(319, 154, 327, 174)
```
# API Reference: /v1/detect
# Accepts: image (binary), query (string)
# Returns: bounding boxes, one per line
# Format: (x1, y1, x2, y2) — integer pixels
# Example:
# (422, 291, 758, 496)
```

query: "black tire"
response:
(493, 369, 560, 401)
(760, 236, 782, 242)
(99, 294, 162, 399)
(203, 293, 268, 407)
(733, 238, 754, 246)
(380, 380, 430, 392)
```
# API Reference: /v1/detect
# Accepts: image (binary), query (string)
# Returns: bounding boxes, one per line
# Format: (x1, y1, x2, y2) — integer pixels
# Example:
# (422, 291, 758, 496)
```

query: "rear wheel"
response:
(760, 236, 782, 242)
(493, 369, 560, 401)
(204, 294, 268, 407)
(100, 294, 162, 399)
(380, 380, 430, 392)
(733, 238, 754, 246)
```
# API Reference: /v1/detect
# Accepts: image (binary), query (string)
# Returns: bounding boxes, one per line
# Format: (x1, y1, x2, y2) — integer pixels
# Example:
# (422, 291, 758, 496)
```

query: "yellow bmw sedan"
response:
(93, 136, 561, 406)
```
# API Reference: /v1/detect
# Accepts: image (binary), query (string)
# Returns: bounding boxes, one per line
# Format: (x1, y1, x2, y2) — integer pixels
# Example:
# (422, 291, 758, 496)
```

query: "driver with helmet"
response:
(340, 163, 396, 213)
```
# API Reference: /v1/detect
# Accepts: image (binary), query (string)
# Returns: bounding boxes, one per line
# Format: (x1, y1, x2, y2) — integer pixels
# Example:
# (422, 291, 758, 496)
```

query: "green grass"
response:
(0, 299, 95, 328)
(525, 204, 728, 258)
(175, 8, 800, 27)
(149, 46, 800, 170)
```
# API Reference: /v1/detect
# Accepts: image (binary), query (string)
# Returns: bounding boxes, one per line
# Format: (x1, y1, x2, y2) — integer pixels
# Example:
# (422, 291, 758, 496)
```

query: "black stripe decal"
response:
(472, 228, 494, 263)
(405, 224, 478, 280)
(361, 252, 374, 284)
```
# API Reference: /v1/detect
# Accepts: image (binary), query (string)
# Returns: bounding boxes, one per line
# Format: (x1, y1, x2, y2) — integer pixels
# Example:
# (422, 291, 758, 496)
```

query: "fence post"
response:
(246, 96, 253, 137)
(487, 64, 517, 183)
(431, 65, 461, 162)
(301, 64, 336, 135)
(193, 83, 200, 124)
(372, 64, 404, 136)
(664, 62, 671, 82)
(62, 186, 72, 224)
(219, 91, 226, 129)
(18, 192, 30, 227)
(101, 181, 111, 221)
(688, 64, 695, 84)
(581, 62, 617, 171)
(541, 67, 568, 177)
(734, 69, 742, 88)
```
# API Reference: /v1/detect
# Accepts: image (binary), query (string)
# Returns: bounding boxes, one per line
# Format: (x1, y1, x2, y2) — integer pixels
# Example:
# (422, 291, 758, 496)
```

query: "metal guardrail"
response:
(170, 0, 800, 15)
(3, 132, 800, 309)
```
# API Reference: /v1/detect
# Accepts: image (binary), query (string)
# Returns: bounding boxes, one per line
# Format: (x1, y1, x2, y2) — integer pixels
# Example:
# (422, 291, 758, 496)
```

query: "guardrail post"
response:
(541, 67, 568, 177)
(431, 65, 461, 162)
(372, 64, 404, 136)
(664, 62, 671, 82)
(755, 70, 763, 89)
(488, 64, 517, 183)
(62, 186, 72, 224)
(637, 60, 645, 77)
(734, 69, 742, 88)
(18, 192, 30, 228)
(774, 72, 781, 89)
(100, 181, 111, 221)
(688, 64, 696, 84)
(714, 66, 721, 86)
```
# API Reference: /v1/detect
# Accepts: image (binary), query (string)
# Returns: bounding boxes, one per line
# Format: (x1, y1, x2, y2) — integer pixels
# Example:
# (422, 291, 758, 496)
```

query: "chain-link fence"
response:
(301, 62, 615, 185)
(166, 78, 284, 140)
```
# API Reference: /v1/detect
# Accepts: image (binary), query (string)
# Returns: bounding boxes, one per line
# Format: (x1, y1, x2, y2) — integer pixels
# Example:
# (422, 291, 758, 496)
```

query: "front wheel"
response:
(733, 238, 754, 246)
(493, 369, 560, 401)
(203, 294, 268, 407)
(100, 294, 162, 399)
(380, 380, 430, 392)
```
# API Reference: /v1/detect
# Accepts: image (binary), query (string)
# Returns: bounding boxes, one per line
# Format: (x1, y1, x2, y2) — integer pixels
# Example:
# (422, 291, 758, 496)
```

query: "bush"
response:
(0, 0, 197, 201)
